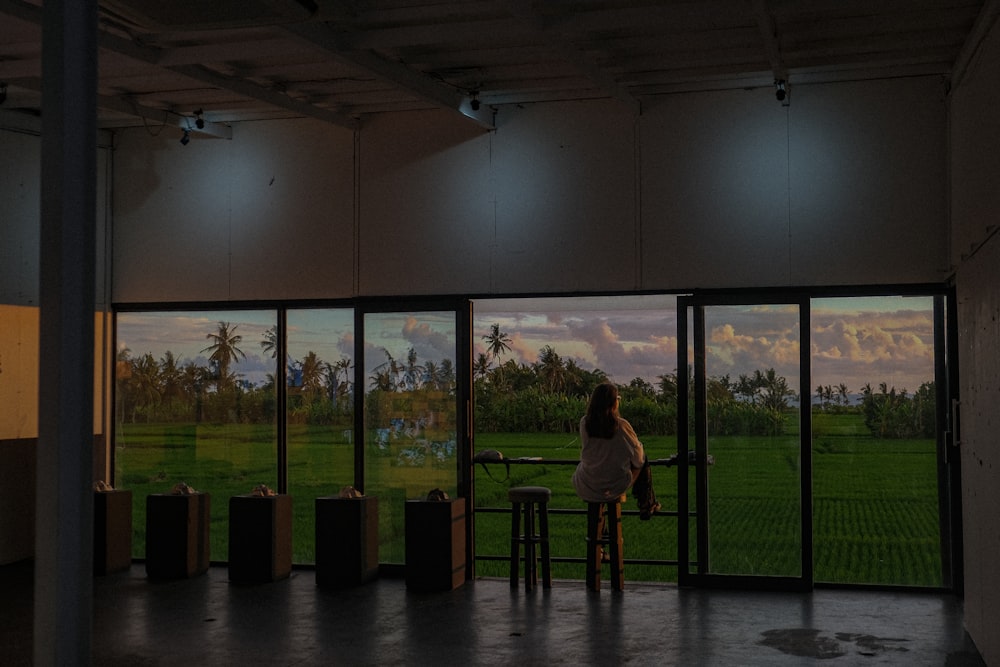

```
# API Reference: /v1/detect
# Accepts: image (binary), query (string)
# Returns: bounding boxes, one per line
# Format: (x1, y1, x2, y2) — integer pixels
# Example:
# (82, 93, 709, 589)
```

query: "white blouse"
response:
(571, 415, 645, 502)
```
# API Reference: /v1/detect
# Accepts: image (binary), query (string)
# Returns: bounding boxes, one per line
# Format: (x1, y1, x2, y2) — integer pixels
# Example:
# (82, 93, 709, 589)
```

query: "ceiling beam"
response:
(499, 0, 640, 116)
(950, 0, 1000, 91)
(166, 63, 358, 130)
(751, 0, 787, 82)
(0, 0, 361, 130)
(279, 21, 495, 130)
(98, 30, 361, 130)
(96, 95, 232, 138)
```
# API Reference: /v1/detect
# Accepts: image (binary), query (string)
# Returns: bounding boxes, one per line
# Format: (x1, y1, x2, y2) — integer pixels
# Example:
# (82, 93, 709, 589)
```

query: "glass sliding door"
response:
(361, 308, 466, 564)
(285, 308, 355, 563)
(811, 296, 945, 586)
(679, 296, 810, 589)
(680, 291, 955, 590)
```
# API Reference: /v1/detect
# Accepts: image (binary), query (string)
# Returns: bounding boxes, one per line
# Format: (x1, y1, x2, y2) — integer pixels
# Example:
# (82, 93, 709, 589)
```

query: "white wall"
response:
(642, 78, 948, 288)
(113, 117, 355, 302)
(112, 77, 948, 302)
(949, 14, 1000, 665)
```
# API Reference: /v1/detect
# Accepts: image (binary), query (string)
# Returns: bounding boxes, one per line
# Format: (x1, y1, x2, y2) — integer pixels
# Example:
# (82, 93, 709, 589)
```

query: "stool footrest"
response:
(508, 487, 553, 591)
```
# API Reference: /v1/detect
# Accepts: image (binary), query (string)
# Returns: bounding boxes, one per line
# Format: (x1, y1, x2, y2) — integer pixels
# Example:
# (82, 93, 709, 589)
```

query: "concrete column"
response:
(35, 1, 98, 664)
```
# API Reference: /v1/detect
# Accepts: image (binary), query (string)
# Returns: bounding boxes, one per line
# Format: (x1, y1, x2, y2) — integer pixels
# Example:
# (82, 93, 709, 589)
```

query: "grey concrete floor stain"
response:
(760, 628, 910, 659)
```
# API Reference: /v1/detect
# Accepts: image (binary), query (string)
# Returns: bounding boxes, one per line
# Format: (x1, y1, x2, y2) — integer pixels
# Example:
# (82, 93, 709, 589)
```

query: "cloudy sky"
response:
(116, 294, 936, 397)
(474, 295, 936, 397)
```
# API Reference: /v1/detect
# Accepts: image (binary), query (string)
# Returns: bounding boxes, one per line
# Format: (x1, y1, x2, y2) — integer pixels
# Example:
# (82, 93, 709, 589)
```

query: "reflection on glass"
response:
(286, 308, 355, 563)
(811, 296, 941, 586)
(363, 311, 458, 564)
(703, 303, 802, 577)
(115, 310, 277, 561)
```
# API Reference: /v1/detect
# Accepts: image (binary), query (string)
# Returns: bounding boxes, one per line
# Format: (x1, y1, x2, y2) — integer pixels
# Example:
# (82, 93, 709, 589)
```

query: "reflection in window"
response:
(115, 311, 277, 560)
(363, 311, 458, 564)
(286, 308, 355, 563)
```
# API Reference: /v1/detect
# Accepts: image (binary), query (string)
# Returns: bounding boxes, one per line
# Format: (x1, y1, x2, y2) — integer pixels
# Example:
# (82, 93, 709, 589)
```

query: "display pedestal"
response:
(145, 493, 210, 579)
(405, 499, 466, 592)
(315, 496, 379, 589)
(228, 494, 292, 583)
(94, 489, 132, 574)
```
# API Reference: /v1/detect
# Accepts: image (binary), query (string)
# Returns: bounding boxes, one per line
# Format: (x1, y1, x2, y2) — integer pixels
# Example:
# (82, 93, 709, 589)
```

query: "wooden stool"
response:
(508, 486, 552, 590)
(586, 497, 624, 591)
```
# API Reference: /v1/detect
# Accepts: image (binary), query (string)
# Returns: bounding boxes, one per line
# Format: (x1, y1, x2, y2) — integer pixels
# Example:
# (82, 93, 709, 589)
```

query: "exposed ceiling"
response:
(1, 0, 997, 135)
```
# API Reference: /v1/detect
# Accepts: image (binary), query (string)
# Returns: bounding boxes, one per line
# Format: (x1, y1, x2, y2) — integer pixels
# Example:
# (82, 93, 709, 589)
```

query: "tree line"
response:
(115, 321, 936, 440)
(476, 324, 935, 439)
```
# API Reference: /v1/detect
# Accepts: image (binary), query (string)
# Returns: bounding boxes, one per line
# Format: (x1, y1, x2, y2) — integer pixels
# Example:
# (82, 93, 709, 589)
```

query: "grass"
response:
(115, 414, 943, 587)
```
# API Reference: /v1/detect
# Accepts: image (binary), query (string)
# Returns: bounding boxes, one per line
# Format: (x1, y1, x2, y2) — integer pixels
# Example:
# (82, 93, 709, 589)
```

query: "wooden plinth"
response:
(315, 495, 379, 589)
(228, 494, 293, 583)
(94, 489, 132, 575)
(145, 493, 210, 579)
(404, 499, 466, 592)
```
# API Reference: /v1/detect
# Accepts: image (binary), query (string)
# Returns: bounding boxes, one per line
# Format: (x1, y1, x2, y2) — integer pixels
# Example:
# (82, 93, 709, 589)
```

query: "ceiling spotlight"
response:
(774, 79, 787, 102)
(180, 129, 190, 146)
(469, 91, 480, 111)
(194, 108, 205, 129)
(0, 82, 7, 105)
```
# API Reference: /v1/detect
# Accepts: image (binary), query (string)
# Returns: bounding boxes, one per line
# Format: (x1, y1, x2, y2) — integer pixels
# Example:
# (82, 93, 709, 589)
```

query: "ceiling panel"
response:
(0, 0, 994, 133)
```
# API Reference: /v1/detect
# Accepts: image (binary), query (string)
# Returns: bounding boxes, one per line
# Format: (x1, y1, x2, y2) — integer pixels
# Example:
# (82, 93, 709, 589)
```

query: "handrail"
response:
(472, 452, 712, 571)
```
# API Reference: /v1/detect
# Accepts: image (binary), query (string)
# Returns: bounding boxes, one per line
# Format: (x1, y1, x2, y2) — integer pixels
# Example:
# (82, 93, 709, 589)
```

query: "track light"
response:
(774, 79, 788, 104)
(180, 129, 190, 146)
(0, 82, 7, 105)
(469, 91, 480, 111)
(194, 108, 205, 129)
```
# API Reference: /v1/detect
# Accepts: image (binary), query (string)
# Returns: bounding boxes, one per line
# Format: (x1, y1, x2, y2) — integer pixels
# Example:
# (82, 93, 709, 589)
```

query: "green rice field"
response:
(115, 413, 943, 587)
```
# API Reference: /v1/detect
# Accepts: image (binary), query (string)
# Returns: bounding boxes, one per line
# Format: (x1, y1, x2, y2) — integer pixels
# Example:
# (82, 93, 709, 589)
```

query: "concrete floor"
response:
(1, 560, 986, 666)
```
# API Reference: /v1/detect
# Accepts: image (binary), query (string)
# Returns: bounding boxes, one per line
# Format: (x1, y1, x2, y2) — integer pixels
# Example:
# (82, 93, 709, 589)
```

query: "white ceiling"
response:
(1, 0, 997, 134)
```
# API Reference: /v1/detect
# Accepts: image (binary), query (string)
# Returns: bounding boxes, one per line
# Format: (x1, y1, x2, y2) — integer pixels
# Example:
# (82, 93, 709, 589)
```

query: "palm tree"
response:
(159, 351, 185, 415)
(201, 321, 247, 391)
(758, 368, 794, 412)
(128, 352, 162, 422)
(370, 349, 400, 392)
(299, 351, 326, 397)
(422, 360, 439, 389)
(837, 382, 850, 407)
(483, 323, 512, 364)
(437, 358, 456, 392)
(333, 356, 353, 398)
(535, 345, 568, 394)
(473, 352, 491, 380)
(403, 347, 421, 390)
(260, 325, 278, 359)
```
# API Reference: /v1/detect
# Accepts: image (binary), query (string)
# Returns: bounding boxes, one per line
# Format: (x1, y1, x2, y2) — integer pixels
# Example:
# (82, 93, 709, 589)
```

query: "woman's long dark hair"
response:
(584, 382, 620, 439)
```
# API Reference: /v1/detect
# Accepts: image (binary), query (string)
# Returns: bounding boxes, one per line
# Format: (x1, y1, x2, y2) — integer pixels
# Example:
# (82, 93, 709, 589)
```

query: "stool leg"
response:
(607, 501, 624, 591)
(524, 502, 537, 590)
(586, 503, 603, 591)
(539, 501, 551, 589)
(510, 501, 521, 588)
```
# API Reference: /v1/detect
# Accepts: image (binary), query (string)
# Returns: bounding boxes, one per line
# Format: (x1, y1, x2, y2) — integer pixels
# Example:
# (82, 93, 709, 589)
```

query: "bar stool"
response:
(586, 496, 624, 591)
(508, 486, 552, 590)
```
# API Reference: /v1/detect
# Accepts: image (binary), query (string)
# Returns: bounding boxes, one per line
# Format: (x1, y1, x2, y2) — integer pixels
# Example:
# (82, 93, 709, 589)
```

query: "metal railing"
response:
(473, 455, 698, 569)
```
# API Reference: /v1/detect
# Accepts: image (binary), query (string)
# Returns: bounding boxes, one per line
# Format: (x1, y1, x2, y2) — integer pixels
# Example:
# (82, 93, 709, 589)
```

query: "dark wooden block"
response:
(315, 496, 379, 589)
(405, 499, 466, 592)
(145, 493, 210, 579)
(94, 489, 132, 574)
(228, 494, 293, 583)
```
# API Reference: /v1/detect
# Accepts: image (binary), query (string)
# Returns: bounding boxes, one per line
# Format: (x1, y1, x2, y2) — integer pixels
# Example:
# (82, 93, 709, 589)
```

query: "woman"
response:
(571, 382, 660, 519)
